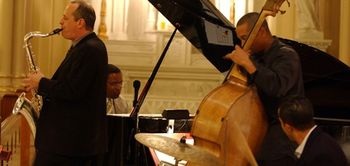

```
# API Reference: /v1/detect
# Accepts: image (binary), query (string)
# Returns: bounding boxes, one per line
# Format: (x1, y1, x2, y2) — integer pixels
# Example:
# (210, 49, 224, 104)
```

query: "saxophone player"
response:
(23, 1, 108, 165)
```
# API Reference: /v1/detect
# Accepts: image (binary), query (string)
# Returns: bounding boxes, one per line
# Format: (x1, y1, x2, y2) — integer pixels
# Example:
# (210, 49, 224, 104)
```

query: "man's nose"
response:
(59, 18, 64, 25)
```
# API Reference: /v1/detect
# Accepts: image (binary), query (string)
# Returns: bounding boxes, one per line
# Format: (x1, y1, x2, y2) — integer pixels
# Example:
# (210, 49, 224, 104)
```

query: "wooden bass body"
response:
(190, 76, 267, 166)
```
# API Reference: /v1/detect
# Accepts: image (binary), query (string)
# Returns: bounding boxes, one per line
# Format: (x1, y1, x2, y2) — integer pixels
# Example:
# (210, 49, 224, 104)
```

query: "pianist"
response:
(106, 64, 131, 114)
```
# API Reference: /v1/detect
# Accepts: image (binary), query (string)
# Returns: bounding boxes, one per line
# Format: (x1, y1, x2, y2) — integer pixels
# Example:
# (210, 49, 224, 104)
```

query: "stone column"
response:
(126, 0, 144, 40)
(339, 0, 350, 66)
(295, 0, 331, 52)
(295, 0, 323, 39)
(0, 1, 15, 92)
(11, 0, 33, 89)
(145, 3, 157, 31)
(98, 0, 108, 40)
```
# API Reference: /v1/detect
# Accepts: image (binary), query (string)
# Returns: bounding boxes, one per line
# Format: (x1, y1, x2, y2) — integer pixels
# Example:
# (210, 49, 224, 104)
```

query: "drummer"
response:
(106, 64, 131, 114)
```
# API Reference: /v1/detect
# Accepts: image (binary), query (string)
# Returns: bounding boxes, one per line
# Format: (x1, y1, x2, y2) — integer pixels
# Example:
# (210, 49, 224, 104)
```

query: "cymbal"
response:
(135, 133, 223, 166)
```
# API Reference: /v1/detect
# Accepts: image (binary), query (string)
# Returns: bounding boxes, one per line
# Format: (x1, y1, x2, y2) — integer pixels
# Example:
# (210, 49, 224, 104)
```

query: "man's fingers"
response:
(22, 77, 32, 92)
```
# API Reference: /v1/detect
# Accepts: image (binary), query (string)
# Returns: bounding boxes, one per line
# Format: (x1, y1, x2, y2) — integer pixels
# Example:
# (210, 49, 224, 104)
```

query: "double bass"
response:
(190, 0, 289, 165)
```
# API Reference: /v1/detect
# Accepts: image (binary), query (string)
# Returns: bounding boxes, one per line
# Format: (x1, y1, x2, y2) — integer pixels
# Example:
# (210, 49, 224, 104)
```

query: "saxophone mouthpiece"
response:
(50, 28, 63, 35)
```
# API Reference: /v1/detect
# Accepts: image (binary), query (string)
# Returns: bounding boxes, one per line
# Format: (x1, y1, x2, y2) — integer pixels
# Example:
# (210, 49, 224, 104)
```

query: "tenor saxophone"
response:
(12, 28, 62, 136)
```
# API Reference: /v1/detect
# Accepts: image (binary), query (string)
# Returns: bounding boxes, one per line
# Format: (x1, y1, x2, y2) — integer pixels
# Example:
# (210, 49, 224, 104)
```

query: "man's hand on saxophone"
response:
(23, 71, 44, 92)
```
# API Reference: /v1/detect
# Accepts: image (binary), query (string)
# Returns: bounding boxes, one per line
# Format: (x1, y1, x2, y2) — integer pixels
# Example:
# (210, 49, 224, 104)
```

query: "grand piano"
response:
(105, 0, 350, 165)
(148, 0, 350, 124)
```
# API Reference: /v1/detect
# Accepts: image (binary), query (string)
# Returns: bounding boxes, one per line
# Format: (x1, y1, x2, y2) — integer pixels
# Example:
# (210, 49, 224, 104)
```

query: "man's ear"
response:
(278, 117, 284, 125)
(77, 18, 86, 29)
(279, 118, 293, 131)
(284, 123, 294, 132)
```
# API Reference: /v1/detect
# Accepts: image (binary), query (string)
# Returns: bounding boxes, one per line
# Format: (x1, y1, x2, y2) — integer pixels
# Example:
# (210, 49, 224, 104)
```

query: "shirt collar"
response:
(71, 31, 93, 47)
(251, 37, 279, 61)
(295, 125, 317, 158)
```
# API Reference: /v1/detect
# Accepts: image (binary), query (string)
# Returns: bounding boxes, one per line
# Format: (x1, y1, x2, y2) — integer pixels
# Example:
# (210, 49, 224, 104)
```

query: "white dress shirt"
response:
(106, 96, 130, 114)
(294, 125, 317, 158)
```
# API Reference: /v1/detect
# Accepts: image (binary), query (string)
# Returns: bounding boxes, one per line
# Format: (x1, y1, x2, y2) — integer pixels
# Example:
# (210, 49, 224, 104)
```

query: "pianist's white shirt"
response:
(106, 96, 130, 114)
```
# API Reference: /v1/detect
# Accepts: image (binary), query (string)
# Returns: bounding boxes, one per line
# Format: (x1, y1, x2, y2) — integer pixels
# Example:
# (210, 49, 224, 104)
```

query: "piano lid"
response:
(280, 38, 350, 122)
(150, 0, 350, 122)
(149, 0, 239, 73)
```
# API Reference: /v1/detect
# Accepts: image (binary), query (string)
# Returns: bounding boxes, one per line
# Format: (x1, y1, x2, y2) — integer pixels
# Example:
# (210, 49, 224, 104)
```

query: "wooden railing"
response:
(1, 93, 35, 166)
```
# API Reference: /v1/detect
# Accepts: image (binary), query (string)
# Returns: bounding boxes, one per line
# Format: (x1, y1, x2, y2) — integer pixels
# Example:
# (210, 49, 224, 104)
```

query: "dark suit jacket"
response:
(36, 32, 108, 156)
(297, 127, 348, 166)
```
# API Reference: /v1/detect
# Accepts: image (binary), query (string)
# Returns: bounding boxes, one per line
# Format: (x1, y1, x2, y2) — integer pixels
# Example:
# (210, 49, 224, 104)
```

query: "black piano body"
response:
(280, 38, 350, 125)
(104, 115, 136, 166)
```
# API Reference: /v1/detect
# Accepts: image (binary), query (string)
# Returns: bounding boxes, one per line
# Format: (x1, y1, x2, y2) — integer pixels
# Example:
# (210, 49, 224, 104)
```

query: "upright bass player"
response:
(225, 12, 304, 166)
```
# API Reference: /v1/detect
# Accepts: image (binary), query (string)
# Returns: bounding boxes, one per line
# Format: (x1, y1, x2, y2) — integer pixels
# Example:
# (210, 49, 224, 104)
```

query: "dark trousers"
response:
(34, 150, 104, 166)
